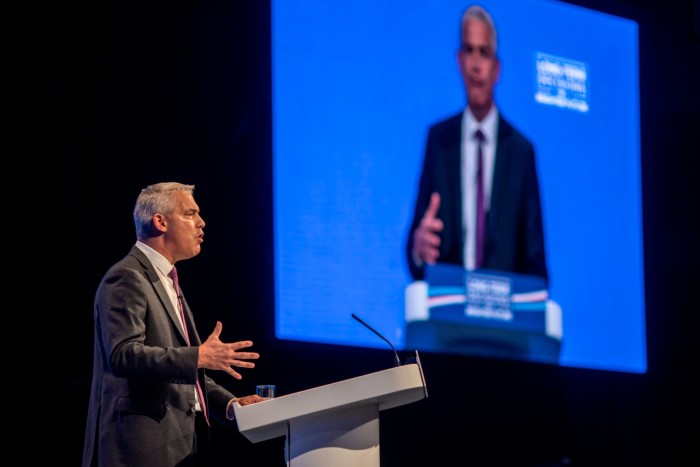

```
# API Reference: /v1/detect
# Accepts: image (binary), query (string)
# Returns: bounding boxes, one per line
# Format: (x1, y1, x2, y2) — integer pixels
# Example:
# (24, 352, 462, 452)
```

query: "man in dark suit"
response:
(83, 182, 265, 467)
(407, 4, 548, 284)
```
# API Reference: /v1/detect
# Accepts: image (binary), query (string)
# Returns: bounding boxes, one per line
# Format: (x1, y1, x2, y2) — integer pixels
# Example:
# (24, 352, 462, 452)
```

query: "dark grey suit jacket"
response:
(82, 246, 236, 466)
(406, 112, 548, 283)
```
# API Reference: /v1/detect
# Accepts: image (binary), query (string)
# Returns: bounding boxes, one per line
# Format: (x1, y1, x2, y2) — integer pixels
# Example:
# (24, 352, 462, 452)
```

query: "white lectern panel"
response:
(233, 362, 427, 467)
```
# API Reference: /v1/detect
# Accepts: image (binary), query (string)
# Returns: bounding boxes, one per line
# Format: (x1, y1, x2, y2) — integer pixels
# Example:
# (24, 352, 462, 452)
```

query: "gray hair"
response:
(134, 182, 195, 239)
(461, 5, 498, 56)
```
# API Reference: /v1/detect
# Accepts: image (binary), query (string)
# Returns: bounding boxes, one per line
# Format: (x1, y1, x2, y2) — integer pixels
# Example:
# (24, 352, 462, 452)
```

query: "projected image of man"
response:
(406, 4, 548, 284)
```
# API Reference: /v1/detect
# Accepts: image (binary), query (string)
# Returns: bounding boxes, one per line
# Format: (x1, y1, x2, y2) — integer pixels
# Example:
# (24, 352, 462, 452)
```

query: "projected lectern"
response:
(233, 360, 427, 467)
(405, 263, 563, 364)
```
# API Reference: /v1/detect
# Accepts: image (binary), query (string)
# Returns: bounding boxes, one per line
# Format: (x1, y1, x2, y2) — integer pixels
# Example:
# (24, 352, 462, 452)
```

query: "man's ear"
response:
(152, 213, 168, 233)
(456, 49, 467, 76)
(493, 57, 502, 84)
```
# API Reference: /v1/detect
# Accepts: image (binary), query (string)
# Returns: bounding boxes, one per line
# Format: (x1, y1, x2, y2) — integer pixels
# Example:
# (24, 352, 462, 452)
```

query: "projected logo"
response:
(534, 52, 589, 113)
(465, 272, 513, 321)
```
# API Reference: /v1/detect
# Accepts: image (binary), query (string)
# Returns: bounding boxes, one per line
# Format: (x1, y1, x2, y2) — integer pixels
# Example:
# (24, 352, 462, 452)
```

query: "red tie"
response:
(475, 129, 486, 269)
(169, 266, 210, 426)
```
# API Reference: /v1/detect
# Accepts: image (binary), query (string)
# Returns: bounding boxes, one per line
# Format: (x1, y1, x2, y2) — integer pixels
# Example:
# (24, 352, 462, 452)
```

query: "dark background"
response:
(44, 1, 699, 465)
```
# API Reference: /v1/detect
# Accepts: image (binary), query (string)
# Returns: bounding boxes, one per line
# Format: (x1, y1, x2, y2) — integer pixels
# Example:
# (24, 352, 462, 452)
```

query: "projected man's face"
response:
(457, 17, 501, 121)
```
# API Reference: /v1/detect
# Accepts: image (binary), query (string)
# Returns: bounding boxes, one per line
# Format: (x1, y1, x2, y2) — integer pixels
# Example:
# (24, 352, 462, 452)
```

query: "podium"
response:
(233, 360, 427, 467)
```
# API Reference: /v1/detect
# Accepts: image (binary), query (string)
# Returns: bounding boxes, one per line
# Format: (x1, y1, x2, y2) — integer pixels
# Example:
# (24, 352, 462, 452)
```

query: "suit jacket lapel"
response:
(490, 115, 512, 227)
(178, 294, 202, 345)
(130, 246, 190, 344)
(446, 114, 463, 245)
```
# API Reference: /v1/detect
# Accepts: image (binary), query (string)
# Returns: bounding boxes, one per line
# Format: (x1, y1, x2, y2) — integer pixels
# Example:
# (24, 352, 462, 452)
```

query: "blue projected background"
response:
(272, 0, 645, 373)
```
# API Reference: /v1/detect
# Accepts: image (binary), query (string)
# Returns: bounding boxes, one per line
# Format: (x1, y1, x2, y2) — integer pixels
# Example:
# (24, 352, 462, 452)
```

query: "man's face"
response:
(457, 17, 500, 120)
(164, 191, 205, 262)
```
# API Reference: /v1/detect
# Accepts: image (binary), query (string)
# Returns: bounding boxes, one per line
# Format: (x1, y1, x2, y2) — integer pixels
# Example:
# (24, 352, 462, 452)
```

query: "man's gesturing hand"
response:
(198, 321, 260, 380)
(413, 192, 443, 265)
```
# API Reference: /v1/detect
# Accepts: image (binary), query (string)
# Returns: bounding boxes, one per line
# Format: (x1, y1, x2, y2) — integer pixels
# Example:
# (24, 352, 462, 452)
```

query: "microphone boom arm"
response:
(351, 313, 401, 367)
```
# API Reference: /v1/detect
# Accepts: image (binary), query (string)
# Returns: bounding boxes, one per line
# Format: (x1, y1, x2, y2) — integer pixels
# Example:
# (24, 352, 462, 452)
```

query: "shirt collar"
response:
(135, 241, 173, 277)
(464, 105, 498, 143)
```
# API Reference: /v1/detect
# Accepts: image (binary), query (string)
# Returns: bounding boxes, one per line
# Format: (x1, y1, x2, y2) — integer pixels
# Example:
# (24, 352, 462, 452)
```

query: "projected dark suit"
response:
(406, 5, 547, 285)
(406, 112, 548, 283)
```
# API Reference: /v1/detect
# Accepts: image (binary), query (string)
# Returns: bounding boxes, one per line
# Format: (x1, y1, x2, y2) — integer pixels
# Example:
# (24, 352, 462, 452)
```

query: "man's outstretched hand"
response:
(198, 321, 260, 380)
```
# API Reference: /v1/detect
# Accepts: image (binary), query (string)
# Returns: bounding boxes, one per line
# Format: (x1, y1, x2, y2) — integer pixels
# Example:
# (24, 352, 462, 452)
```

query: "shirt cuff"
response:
(226, 398, 237, 420)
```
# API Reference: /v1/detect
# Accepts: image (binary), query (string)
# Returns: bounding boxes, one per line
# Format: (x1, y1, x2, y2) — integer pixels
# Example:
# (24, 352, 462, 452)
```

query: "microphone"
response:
(351, 313, 401, 367)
